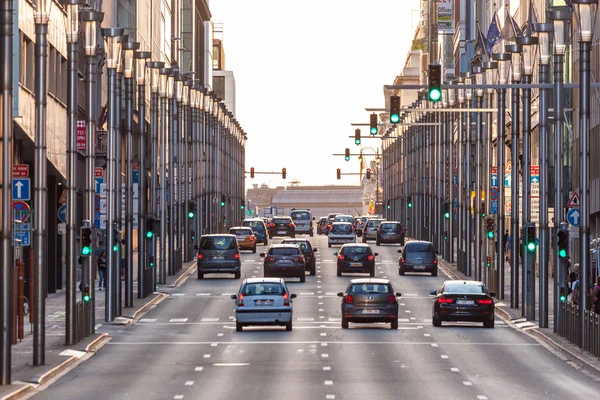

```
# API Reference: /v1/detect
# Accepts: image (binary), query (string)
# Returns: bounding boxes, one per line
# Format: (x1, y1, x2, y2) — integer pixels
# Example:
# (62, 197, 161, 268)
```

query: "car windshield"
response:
(200, 236, 236, 250)
(342, 246, 370, 255)
(269, 247, 300, 256)
(291, 212, 310, 220)
(243, 221, 265, 231)
(332, 224, 352, 234)
(242, 283, 285, 296)
(405, 242, 434, 252)
(273, 218, 291, 224)
(443, 283, 485, 294)
(230, 229, 252, 235)
(350, 284, 391, 294)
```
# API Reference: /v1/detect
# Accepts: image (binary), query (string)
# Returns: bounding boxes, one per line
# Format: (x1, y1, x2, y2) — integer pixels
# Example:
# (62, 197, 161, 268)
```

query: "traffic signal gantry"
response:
(247, 167, 288, 179)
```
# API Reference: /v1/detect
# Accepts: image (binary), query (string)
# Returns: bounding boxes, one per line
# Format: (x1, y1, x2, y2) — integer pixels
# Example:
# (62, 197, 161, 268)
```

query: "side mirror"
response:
(333, 252, 338, 256)
(259, 253, 265, 257)
(429, 290, 437, 296)
(290, 293, 297, 299)
(489, 292, 496, 297)
(374, 253, 379, 257)
(312, 217, 316, 220)
(230, 294, 237, 300)
(397, 249, 402, 254)
(395, 292, 402, 297)
(313, 248, 318, 252)
(337, 292, 344, 297)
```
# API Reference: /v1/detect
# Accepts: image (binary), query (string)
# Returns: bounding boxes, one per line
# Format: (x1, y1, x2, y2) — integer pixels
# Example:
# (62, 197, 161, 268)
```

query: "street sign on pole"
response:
(12, 178, 31, 201)
(57, 204, 67, 223)
(567, 208, 580, 227)
(567, 192, 580, 208)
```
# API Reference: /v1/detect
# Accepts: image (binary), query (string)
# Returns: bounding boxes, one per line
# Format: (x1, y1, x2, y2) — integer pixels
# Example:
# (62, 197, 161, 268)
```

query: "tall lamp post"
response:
(33, 0, 53, 365)
(62, 0, 85, 346)
(484, 59, 498, 294)
(473, 66, 483, 283)
(572, 0, 598, 346)
(158, 67, 172, 284)
(101, 27, 124, 322)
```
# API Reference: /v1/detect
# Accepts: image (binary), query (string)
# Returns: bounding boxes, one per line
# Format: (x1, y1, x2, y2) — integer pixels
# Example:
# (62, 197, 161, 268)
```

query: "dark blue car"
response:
(242, 218, 269, 245)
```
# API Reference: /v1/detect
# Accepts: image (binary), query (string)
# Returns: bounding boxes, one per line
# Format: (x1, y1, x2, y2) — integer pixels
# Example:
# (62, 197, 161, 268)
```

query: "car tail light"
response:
(338, 255, 345, 261)
(289, 223, 295, 227)
(400, 257, 404, 264)
(265, 256, 274, 263)
(234, 253, 240, 260)
(387, 295, 397, 304)
(438, 297, 454, 304)
(345, 295, 353, 304)
(197, 253, 203, 261)
(238, 294, 244, 307)
(283, 293, 290, 306)
(293, 257, 304, 263)
(368, 255, 374, 261)
(478, 299, 493, 305)
(249, 236, 255, 241)
(434, 259, 438, 265)
(269, 223, 275, 227)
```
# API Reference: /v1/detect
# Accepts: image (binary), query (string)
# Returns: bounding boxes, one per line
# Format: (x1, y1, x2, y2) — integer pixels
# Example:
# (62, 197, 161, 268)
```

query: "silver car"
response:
(231, 278, 297, 331)
(328, 222, 356, 247)
(362, 218, 385, 242)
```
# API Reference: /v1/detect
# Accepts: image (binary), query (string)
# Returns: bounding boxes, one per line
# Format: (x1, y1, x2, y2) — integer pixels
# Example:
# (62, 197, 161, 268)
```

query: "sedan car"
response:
(228, 226, 257, 253)
(281, 238, 317, 275)
(231, 278, 297, 331)
(337, 278, 402, 329)
(376, 221, 405, 246)
(362, 218, 385, 242)
(328, 222, 356, 247)
(197, 234, 241, 279)
(267, 216, 296, 239)
(430, 280, 496, 328)
(260, 244, 306, 282)
(398, 240, 437, 276)
(334, 243, 378, 277)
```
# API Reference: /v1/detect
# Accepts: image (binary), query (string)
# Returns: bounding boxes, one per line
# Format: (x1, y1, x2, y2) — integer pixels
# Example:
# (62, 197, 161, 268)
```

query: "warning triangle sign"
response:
(567, 192, 580, 208)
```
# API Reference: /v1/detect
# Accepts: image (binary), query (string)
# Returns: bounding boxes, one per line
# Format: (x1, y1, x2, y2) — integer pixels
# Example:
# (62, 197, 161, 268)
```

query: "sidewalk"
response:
(438, 254, 600, 378)
(0, 254, 197, 400)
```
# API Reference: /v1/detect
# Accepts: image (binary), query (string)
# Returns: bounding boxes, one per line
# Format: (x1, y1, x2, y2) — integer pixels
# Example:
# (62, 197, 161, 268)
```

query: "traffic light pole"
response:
(474, 90, 483, 282)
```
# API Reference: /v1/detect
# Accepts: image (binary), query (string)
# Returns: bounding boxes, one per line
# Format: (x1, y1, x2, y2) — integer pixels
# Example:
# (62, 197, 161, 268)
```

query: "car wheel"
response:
(376, 239, 381, 246)
(431, 268, 437, 277)
(285, 320, 293, 331)
(234, 271, 241, 279)
(300, 274, 306, 283)
(342, 318, 349, 329)
(337, 269, 342, 277)
(328, 242, 331, 248)
(432, 314, 442, 327)
(391, 319, 398, 330)
(484, 319, 495, 329)
(310, 264, 316, 276)
(399, 267, 405, 276)
(236, 322, 243, 332)
(252, 246, 257, 254)
(198, 272, 204, 279)
(370, 268, 375, 277)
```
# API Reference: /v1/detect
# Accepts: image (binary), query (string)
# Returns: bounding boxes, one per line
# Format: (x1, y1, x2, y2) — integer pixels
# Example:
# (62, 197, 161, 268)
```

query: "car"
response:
(376, 221, 405, 246)
(333, 214, 354, 224)
(281, 238, 318, 276)
(231, 277, 297, 331)
(290, 209, 314, 236)
(429, 280, 496, 328)
(242, 218, 269, 245)
(317, 216, 328, 235)
(260, 244, 306, 282)
(197, 234, 241, 279)
(353, 216, 369, 237)
(326, 212, 341, 233)
(398, 240, 438, 276)
(228, 226, 257, 253)
(334, 243, 378, 277)
(361, 218, 385, 243)
(337, 278, 402, 329)
(328, 222, 356, 247)
(267, 216, 296, 239)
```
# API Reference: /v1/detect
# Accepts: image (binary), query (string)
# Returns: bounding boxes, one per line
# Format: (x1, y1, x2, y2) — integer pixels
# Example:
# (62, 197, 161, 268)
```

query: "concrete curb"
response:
(172, 262, 197, 288)
(0, 384, 35, 400)
(130, 292, 169, 322)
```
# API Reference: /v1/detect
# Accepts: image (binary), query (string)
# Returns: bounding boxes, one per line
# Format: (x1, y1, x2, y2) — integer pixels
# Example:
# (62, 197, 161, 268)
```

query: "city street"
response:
(32, 235, 598, 400)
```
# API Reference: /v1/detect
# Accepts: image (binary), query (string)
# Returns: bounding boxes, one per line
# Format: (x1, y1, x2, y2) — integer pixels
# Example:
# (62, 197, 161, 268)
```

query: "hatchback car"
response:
(317, 216, 328, 235)
(362, 218, 385, 242)
(281, 238, 317, 275)
(334, 243, 378, 277)
(231, 278, 297, 331)
(228, 226, 257, 253)
(197, 234, 241, 279)
(242, 218, 269, 245)
(376, 221, 405, 246)
(430, 280, 496, 328)
(267, 216, 296, 239)
(398, 240, 438, 276)
(337, 278, 402, 329)
(333, 214, 354, 224)
(260, 244, 306, 282)
(328, 222, 356, 247)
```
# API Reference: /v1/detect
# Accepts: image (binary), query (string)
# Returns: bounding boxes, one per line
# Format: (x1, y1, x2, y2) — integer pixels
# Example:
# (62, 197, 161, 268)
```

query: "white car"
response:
(328, 222, 356, 247)
(231, 277, 296, 331)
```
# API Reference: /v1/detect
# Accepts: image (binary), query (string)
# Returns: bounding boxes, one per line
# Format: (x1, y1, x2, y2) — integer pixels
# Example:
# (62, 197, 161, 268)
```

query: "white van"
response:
(290, 209, 314, 237)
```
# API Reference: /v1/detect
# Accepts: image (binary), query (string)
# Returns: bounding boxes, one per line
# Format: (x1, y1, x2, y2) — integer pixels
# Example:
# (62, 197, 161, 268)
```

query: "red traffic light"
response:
(282, 168, 287, 179)
(336, 168, 341, 180)
(250, 167, 255, 179)
(366, 168, 371, 180)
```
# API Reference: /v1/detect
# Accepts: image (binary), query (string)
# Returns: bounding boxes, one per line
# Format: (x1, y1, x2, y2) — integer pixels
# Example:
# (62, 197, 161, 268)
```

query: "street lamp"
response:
(158, 67, 172, 284)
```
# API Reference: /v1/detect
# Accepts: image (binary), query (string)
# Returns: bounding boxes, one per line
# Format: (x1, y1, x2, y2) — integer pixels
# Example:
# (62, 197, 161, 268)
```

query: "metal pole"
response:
(168, 80, 176, 275)
(486, 90, 494, 289)
(115, 65, 122, 316)
(124, 60, 135, 308)
(522, 74, 533, 320)
(510, 79, 521, 310)
(159, 70, 169, 284)
(579, 40, 591, 346)
(0, 0, 14, 384)
(149, 62, 163, 293)
(448, 110, 454, 262)
(497, 88, 506, 300)
(457, 105, 464, 270)
(464, 105, 472, 277)
(554, 52, 565, 334)
(539, 61, 550, 328)
(33, 5, 49, 366)
(184, 97, 191, 262)
(176, 95, 183, 269)
(475, 94, 483, 282)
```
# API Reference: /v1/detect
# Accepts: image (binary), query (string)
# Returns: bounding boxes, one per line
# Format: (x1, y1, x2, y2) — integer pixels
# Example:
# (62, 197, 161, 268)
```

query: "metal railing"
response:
(562, 302, 600, 358)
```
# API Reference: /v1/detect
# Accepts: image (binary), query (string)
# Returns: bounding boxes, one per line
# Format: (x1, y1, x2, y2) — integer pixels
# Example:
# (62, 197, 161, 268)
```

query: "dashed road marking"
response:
(320, 333, 327, 336)
(172, 293, 186, 297)
(211, 343, 218, 347)
(195, 366, 203, 371)
(217, 333, 224, 337)
(298, 317, 315, 322)
(326, 395, 335, 400)
(196, 293, 211, 296)
(324, 381, 333, 385)
(185, 381, 194, 386)
(203, 354, 211, 358)
(477, 396, 488, 400)
(300, 292, 315, 295)
(321, 353, 329, 358)
(431, 343, 438, 347)
(201, 318, 220, 322)
(170, 318, 189, 323)
(174, 396, 184, 400)
(451, 367, 459, 372)
(323, 366, 331, 371)
(462, 381, 473, 386)
(423, 333, 431, 337)
(441, 355, 449, 359)
(139, 318, 156, 323)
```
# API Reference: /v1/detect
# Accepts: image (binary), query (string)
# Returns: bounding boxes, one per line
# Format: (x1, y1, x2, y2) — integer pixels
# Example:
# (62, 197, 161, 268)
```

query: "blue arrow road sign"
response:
(531, 176, 540, 183)
(58, 204, 67, 223)
(13, 178, 31, 200)
(504, 174, 511, 188)
(491, 174, 498, 187)
(567, 208, 580, 227)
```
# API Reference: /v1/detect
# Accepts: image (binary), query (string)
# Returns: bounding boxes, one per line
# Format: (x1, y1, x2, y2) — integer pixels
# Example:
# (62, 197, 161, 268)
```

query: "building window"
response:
(213, 75, 225, 101)
(20, 33, 34, 92)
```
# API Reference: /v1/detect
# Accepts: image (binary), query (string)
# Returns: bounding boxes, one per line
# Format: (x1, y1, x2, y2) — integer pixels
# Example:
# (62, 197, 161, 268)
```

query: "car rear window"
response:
(443, 283, 485, 294)
(230, 229, 252, 235)
(380, 223, 401, 232)
(269, 247, 300, 256)
(200, 236, 236, 250)
(350, 284, 391, 294)
(273, 218, 291, 224)
(242, 283, 285, 296)
(283, 241, 309, 251)
(291, 211, 310, 220)
(331, 224, 352, 234)
(405, 242, 434, 252)
(342, 246, 371, 255)
(243, 221, 265, 231)
(367, 219, 383, 227)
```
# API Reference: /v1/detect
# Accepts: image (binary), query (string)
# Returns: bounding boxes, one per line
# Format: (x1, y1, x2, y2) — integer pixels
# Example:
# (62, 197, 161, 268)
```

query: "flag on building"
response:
(475, 23, 489, 58)
(486, 11, 502, 55)
(501, 7, 521, 41)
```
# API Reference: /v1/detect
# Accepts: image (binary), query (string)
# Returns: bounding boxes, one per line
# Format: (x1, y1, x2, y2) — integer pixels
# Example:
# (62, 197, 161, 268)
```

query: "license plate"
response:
(456, 300, 475, 306)
(362, 309, 380, 314)
(350, 263, 363, 267)
(278, 231, 287, 234)
(279, 260, 292, 264)
(413, 265, 425, 270)
(255, 300, 273, 306)
(213, 256, 225, 260)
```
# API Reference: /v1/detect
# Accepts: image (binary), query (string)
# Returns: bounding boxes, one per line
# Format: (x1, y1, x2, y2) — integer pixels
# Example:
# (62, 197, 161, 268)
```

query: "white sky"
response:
(209, 0, 421, 187)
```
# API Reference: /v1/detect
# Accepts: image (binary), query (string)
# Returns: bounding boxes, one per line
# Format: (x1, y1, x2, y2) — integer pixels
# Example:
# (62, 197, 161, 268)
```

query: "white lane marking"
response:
(323, 366, 331, 371)
(108, 341, 540, 346)
(329, 317, 341, 322)
(319, 316, 325, 319)
(403, 293, 418, 297)
(400, 303, 405, 306)
(321, 343, 328, 347)
(326, 292, 337, 296)
(252, 275, 257, 278)
(300, 292, 314, 295)
(211, 343, 218, 347)
(317, 275, 322, 278)
(213, 363, 250, 366)
(222, 293, 235, 296)
(450, 367, 459, 372)
(317, 280, 322, 283)
(319, 309, 324, 312)
(195, 366, 203, 371)
(324, 381, 333, 385)
(410, 317, 416, 320)
(172, 293, 186, 297)
(423, 333, 431, 337)
(196, 293, 211, 296)
(318, 302, 324, 305)
(317, 291, 322, 294)
(398, 318, 410, 322)
(298, 317, 314, 322)
(441, 355, 449, 359)
(322, 353, 329, 358)
(139, 318, 156, 323)
(477, 396, 488, 400)
(201, 318, 219, 322)
(322, 259, 333, 262)
(462, 381, 473, 386)
(203, 354, 211, 358)
(185, 381, 194, 386)
(383, 276, 388, 278)
(320, 333, 327, 336)
(326, 396, 336, 400)
(170, 318, 188, 323)
(174, 396, 184, 400)
(404, 310, 411, 313)
(317, 286, 322, 289)
(431, 343, 439, 347)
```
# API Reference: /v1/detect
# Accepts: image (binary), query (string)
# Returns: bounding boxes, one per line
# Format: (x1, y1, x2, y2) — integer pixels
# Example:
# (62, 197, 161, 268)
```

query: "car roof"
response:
(380, 221, 402, 224)
(443, 280, 483, 286)
(348, 278, 392, 284)
(282, 238, 310, 243)
(332, 221, 353, 225)
(242, 277, 286, 285)
(201, 234, 236, 238)
(272, 215, 292, 219)
(341, 243, 370, 248)
(335, 214, 353, 218)
(405, 240, 433, 245)
(229, 226, 252, 230)
(243, 218, 264, 222)
(269, 244, 302, 248)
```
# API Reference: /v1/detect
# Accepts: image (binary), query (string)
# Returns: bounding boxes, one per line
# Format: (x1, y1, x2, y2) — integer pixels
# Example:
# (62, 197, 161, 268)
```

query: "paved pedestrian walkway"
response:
(0, 253, 197, 400)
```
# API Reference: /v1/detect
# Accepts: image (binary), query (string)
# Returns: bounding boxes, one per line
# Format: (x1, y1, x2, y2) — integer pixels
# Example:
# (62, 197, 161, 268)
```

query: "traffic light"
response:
(370, 113, 378, 134)
(480, 202, 486, 218)
(485, 217, 495, 239)
(83, 285, 90, 303)
(486, 256, 491, 268)
(188, 201, 196, 219)
(240, 201, 245, 210)
(443, 231, 448, 241)
(443, 202, 450, 219)
(250, 167, 255, 179)
(282, 168, 287, 179)
(557, 227, 569, 259)
(366, 168, 371, 180)
(390, 95, 400, 124)
(113, 228, 121, 252)
(220, 195, 226, 207)
(344, 148, 350, 161)
(191, 230, 195, 241)
(81, 226, 92, 256)
(146, 216, 154, 239)
(149, 256, 155, 268)
(386, 200, 391, 210)
(559, 286, 567, 303)
(354, 128, 361, 145)
(407, 196, 413, 208)
(526, 225, 537, 253)
(427, 63, 442, 102)
(336, 168, 341, 180)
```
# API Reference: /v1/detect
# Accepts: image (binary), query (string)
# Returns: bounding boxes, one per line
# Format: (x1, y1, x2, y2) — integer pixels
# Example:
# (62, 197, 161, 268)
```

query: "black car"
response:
(376, 221, 405, 246)
(260, 244, 306, 283)
(267, 216, 296, 239)
(281, 238, 318, 275)
(398, 240, 437, 276)
(334, 243, 378, 277)
(317, 217, 328, 235)
(337, 278, 402, 329)
(197, 234, 241, 279)
(430, 280, 496, 328)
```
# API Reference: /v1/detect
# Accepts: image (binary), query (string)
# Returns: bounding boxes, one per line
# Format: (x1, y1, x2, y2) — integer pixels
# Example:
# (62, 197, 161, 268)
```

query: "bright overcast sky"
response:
(209, 0, 421, 188)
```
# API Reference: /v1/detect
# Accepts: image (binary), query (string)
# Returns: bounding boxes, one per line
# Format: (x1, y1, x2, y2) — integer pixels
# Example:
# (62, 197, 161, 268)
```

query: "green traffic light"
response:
(345, 156, 350, 161)
(81, 246, 91, 256)
(527, 242, 536, 252)
(408, 203, 412, 208)
(188, 211, 195, 219)
(390, 114, 400, 124)
(83, 294, 90, 302)
(560, 294, 566, 302)
(559, 249, 567, 258)
(428, 88, 442, 102)
(149, 261, 155, 267)
(146, 231, 154, 239)
(355, 139, 361, 145)
(113, 244, 118, 252)
(220, 201, 225, 207)
(444, 212, 450, 219)
(487, 231, 494, 239)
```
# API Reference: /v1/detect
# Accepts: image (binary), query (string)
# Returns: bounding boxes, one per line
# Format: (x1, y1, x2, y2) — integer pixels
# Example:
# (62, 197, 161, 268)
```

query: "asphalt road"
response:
(34, 233, 599, 400)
